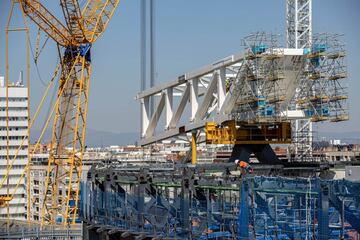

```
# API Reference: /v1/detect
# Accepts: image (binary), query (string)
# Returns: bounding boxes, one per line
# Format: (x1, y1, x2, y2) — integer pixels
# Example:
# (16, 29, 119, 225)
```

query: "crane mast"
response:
(19, 0, 120, 225)
(44, 46, 91, 224)
(286, 0, 313, 160)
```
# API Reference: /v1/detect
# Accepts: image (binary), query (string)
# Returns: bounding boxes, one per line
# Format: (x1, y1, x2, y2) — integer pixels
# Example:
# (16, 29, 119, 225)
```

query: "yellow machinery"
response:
(205, 121, 292, 145)
(0, 196, 13, 208)
(6, 0, 121, 225)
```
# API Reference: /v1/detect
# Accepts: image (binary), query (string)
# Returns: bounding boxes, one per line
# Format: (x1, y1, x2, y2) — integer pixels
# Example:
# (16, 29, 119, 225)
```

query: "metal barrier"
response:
(1, 176, 358, 239)
(79, 175, 360, 239)
(0, 220, 83, 239)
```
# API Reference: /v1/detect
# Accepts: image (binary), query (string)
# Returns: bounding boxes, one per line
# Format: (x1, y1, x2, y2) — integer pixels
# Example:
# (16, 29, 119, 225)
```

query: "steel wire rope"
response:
(7, 55, 82, 204)
(27, 31, 54, 87)
(0, 63, 60, 190)
(27, 29, 61, 145)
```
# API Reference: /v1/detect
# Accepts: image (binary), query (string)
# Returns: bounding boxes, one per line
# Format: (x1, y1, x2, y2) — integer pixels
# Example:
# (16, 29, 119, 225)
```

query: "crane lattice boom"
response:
(19, 0, 120, 225)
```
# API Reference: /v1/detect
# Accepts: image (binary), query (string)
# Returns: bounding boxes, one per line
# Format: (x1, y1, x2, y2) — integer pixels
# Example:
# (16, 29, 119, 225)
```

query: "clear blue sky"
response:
(0, 0, 359, 137)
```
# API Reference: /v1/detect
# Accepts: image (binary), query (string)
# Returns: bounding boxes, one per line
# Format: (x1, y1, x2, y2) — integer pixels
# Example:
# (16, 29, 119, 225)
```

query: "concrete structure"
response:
(0, 76, 28, 220)
(313, 144, 360, 162)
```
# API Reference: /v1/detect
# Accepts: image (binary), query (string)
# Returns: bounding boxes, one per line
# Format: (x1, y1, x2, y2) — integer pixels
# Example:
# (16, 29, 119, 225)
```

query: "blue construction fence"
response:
(78, 176, 360, 239)
(238, 177, 360, 240)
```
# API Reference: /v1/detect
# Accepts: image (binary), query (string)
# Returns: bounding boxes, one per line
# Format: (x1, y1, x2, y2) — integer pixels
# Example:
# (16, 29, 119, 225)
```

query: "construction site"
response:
(0, 0, 359, 239)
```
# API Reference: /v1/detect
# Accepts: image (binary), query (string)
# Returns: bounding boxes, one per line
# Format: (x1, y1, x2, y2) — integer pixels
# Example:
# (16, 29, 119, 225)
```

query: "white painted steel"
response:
(286, 0, 313, 159)
(137, 50, 305, 146)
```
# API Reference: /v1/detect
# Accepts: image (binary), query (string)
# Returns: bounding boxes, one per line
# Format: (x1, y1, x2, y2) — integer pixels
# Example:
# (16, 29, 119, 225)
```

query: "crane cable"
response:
(27, 28, 52, 87)
(0, 63, 60, 191)
(2, 54, 82, 202)
(34, 28, 50, 65)
(28, 27, 60, 145)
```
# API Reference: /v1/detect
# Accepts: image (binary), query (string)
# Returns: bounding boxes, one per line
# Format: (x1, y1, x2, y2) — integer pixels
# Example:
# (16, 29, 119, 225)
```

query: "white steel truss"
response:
(286, 0, 312, 49)
(137, 48, 306, 146)
(286, 0, 313, 160)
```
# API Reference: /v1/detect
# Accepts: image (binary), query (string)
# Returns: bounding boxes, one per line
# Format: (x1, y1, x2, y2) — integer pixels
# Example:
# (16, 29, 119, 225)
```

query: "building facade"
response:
(0, 76, 28, 220)
(28, 153, 92, 221)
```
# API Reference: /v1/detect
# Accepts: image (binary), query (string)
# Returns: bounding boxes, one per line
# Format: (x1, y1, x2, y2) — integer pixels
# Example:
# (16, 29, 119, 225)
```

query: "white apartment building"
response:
(28, 162, 46, 221)
(0, 76, 28, 220)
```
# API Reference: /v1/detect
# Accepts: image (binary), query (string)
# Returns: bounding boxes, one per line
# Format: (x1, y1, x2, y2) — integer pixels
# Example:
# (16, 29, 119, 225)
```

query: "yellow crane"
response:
(14, 0, 121, 225)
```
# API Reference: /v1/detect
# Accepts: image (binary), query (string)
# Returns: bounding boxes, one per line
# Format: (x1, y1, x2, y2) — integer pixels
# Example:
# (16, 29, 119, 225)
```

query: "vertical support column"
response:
(141, 96, 150, 137)
(191, 131, 197, 165)
(104, 175, 112, 222)
(341, 199, 345, 239)
(165, 88, 173, 129)
(90, 173, 96, 222)
(308, 120, 313, 153)
(274, 196, 278, 239)
(149, 0, 156, 115)
(294, 0, 298, 48)
(295, 194, 301, 239)
(317, 183, 329, 240)
(180, 169, 191, 234)
(308, 0, 312, 46)
(84, 182, 89, 222)
(137, 174, 146, 231)
(217, 67, 226, 112)
(238, 179, 249, 239)
(206, 188, 211, 228)
(190, 78, 199, 121)
(140, 0, 146, 139)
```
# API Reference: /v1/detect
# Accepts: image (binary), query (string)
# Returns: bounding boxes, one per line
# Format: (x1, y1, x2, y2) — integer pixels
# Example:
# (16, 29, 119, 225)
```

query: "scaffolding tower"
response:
(232, 32, 286, 123)
(298, 33, 349, 123)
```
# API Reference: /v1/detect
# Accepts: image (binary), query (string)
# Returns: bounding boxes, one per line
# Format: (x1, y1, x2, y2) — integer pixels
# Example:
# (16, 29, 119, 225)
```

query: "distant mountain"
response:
(29, 129, 360, 147)
(30, 128, 139, 147)
(85, 129, 139, 147)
